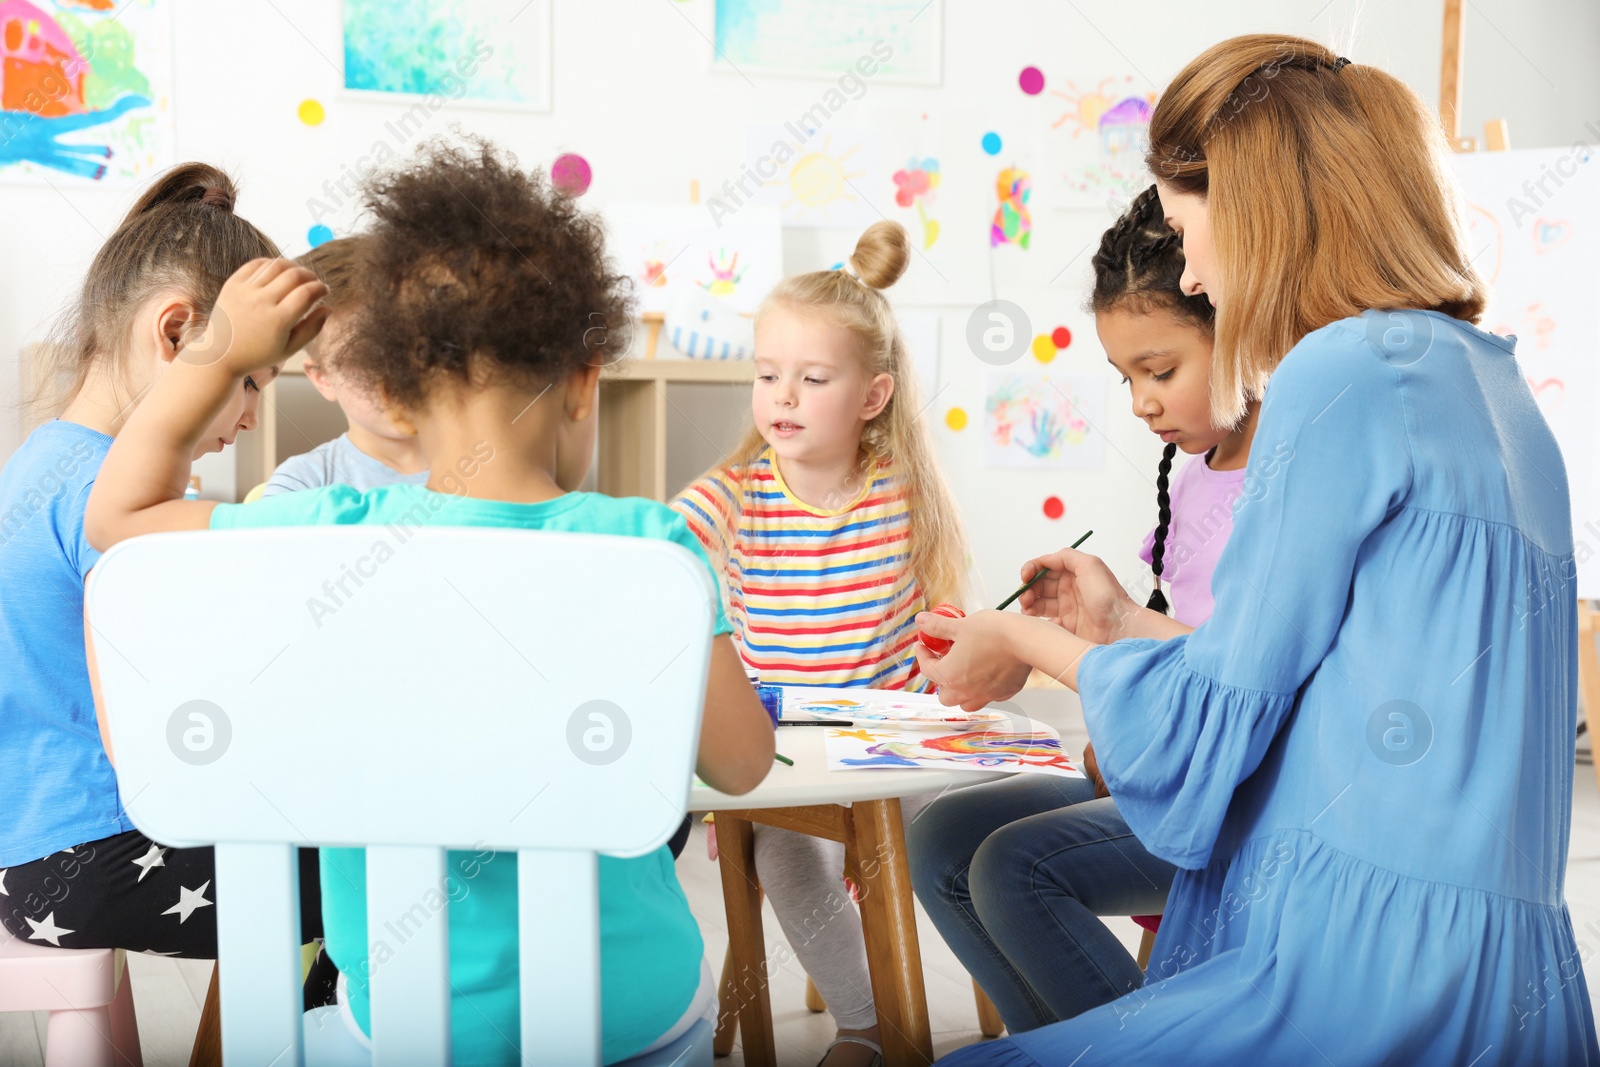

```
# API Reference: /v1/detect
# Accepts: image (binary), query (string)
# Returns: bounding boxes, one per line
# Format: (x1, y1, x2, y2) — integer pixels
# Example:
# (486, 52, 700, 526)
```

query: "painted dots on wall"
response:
(981, 131, 1002, 156)
(307, 224, 334, 248)
(1018, 67, 1044, 95)
(297, 99, 325, 126)
(945, 407, 968, 431)
(551, 152, 592, 197)
(1032, 326, 1073, 363)
(1042, 496, 1065, 520)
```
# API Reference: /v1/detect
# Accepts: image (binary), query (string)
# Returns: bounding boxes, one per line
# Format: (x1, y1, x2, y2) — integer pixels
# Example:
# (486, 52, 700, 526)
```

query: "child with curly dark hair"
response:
(85, 136, 774, 1064)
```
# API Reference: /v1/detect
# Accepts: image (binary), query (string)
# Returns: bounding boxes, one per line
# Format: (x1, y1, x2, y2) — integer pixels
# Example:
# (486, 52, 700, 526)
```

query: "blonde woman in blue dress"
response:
(917, 34, 1600, 1066)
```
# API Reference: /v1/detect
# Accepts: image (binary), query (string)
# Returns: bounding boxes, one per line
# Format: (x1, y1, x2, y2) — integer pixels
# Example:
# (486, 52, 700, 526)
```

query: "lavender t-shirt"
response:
(1139, 453, 1246, 627)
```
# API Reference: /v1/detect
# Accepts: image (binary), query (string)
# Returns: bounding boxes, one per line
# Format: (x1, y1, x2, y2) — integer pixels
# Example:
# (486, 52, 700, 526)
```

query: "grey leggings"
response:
(753, 793, 935, 1031)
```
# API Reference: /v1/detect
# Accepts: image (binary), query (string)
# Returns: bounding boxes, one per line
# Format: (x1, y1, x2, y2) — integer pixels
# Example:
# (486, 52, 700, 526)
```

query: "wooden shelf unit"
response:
(254, 330, 754, 503)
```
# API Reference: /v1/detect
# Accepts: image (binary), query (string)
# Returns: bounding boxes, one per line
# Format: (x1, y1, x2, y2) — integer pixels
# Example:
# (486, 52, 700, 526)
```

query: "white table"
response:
(691, 714, 1058, 1067)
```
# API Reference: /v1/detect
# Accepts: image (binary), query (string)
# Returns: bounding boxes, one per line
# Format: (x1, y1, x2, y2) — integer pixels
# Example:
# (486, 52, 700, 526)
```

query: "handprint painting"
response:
(983, 370, 1108, 470)
(0, 0, 172, 183)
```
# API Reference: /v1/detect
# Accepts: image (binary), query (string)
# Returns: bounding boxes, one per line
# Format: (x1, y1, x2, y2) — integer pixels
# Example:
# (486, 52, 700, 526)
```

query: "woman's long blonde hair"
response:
(1147, 34, 1487, 426)
(707, 220, 968, 608)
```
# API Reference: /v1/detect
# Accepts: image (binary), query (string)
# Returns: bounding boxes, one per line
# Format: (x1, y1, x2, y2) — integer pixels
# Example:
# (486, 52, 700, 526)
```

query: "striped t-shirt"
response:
(672, 447, 928, 692)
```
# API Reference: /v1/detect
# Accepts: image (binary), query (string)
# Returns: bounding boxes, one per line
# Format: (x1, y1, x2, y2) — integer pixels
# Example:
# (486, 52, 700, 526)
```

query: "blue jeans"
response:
(906, 775, 1177, 1033)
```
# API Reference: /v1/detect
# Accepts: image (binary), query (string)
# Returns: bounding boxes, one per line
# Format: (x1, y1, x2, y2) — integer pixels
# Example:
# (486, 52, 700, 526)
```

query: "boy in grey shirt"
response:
(261, 237, 428, 497)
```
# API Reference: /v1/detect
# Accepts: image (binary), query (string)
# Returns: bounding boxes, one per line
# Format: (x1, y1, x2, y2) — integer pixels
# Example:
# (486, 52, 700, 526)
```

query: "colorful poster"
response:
(713, 0, 941, 84)
(342, 0, 550, 111)
(984, 370, 1107, 470)
(604, 203, 782, 317)
(870, 106, 993, 305)
(0, 0, 173, 185)
(1042, 75, 1157, 210)
(1454, 147, 1600, 595)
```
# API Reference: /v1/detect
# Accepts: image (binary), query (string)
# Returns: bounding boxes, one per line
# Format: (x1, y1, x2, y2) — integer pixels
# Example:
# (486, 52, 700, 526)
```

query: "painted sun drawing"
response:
(768, 133, 867, 221)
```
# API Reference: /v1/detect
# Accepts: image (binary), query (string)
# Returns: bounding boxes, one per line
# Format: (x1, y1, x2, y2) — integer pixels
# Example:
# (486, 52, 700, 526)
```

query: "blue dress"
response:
(942, 312, 1600, 1065)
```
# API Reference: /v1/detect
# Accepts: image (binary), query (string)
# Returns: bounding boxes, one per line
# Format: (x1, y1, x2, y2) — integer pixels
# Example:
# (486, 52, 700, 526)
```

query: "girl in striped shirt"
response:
(673, 221, 967, 1067)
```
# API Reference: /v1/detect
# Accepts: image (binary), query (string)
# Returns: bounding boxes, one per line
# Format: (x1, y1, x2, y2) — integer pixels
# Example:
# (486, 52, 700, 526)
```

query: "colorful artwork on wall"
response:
(0, 0, 172, 184)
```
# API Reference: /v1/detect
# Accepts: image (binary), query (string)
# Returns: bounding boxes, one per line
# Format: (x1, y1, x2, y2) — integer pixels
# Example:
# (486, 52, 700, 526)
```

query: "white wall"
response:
(3, 0, 1596, 604)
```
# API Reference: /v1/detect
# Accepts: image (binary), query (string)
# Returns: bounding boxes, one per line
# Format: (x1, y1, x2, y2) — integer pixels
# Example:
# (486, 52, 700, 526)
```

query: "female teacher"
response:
(918, 33, 1600, 1066)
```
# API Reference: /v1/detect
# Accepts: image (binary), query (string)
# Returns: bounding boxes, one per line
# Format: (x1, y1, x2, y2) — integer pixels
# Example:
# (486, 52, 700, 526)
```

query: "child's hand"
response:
(181, 258, 329, 378)
(1017, 549, 1138, 644)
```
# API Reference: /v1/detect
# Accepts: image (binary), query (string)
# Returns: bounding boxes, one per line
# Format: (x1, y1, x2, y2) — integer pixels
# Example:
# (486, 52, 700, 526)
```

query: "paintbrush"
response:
(994, 530, 1093, 611)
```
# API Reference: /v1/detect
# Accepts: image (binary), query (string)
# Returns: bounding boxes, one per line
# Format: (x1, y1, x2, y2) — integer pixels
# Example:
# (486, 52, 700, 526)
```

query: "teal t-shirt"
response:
(212, 484, 729, 1064)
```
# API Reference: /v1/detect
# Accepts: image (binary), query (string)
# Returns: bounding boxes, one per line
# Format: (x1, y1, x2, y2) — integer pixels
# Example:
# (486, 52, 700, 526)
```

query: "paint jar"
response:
(745, 667, 783, 726)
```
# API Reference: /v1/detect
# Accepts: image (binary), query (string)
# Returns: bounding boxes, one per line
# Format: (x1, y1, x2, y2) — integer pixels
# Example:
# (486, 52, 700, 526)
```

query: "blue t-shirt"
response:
(0, 419, 133, 867)
(261, 433, 429, 497)
(211, 483, 729, 1064)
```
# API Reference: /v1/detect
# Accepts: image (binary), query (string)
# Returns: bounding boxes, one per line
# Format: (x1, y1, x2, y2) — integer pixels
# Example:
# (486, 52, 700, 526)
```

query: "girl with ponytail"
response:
(0, 164, 331, 996)
(907, 185, 1253, 1035)
(674, 220, 968, 1067)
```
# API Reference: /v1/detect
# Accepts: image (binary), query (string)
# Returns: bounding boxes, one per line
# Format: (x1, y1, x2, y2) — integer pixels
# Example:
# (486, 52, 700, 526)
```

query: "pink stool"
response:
(0, 924, 143, 1066)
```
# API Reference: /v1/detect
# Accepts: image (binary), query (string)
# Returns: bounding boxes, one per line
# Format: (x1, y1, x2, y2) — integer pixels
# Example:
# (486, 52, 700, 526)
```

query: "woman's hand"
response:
(1017, 548, 1141, 644)
(191, 258, 328, 377)
(913, 609, 1035, 711)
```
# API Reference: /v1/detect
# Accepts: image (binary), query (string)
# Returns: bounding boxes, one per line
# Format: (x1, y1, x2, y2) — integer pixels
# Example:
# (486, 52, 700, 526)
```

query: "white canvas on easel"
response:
(1453, 148, 1600, 595)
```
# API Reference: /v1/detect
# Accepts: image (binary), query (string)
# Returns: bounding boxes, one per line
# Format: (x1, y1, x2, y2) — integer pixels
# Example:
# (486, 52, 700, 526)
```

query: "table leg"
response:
(852, 798, 934, 1067)
(713, 943, 738, 1056)
(713, 814, 776, 1067)
(188, 963, 222, 1067)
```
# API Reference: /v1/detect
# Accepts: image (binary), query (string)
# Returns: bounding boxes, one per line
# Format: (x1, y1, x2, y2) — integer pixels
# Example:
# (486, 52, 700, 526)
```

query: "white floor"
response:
(7, 688, 1600, 1066)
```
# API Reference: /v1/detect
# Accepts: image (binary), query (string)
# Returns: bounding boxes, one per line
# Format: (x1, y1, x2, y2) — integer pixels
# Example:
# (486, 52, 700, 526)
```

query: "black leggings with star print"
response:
(0, 829, 324, 957)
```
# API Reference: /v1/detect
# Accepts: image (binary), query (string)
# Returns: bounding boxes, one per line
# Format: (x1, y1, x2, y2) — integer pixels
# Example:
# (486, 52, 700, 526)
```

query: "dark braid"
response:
(1089, 185, 1213, 615)
(1145, 443, 1178, 614)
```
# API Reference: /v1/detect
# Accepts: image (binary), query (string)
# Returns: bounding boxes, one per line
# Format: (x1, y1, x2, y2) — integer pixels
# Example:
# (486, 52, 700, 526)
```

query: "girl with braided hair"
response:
(907, 184, 1251, 1035)
(1089, 182, 1256, 624)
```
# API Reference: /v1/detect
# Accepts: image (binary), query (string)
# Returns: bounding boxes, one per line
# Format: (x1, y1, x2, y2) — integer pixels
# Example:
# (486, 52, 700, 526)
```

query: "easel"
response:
(1439, 0, 1509, 153)
(1442, 0, 1600, 790)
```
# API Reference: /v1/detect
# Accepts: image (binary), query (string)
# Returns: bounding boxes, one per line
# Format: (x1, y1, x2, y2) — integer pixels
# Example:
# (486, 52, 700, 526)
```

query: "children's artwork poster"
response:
(991, 165, 1032, 249)
(1454, 147, 1600, 595)
(984, 370, 1107, 470)
(744, 124, 881, 230)
(604, 203, 782, 317)
(981, 118, 1056, 291)
(342, 0, 551, 111)
(784, 687, 1082, 778)
(713, 0, 941, 85)
(0, 0, 174, 185)
(1042, 75, 1158, 211)
(869, 107, 993, 305)
(825, 727, 1081, 777)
